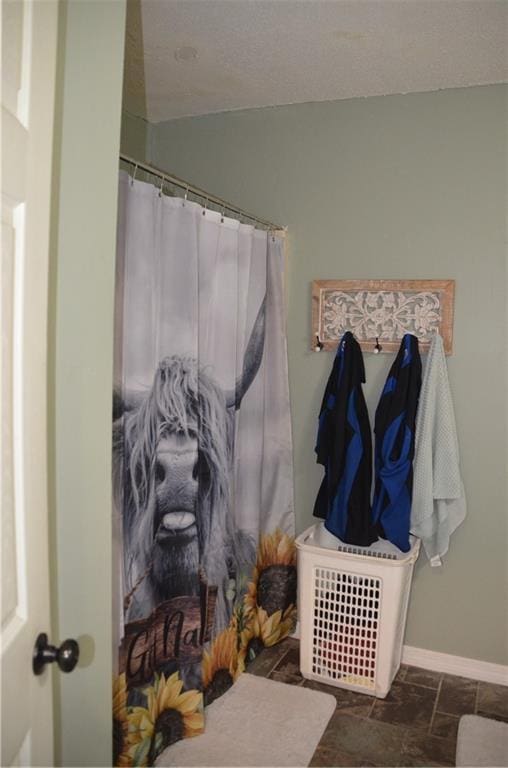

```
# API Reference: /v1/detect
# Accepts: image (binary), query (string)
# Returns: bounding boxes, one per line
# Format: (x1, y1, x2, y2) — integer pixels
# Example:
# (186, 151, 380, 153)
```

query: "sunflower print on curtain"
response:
(112, 172, 295, 766)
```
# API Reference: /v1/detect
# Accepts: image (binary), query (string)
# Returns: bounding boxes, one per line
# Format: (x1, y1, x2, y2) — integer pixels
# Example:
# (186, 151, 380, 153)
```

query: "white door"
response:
(1, 1, 58, 765)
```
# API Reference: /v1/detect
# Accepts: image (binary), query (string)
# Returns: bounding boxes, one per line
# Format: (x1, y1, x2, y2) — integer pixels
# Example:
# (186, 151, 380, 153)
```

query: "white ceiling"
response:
(123, 0, 508, 124)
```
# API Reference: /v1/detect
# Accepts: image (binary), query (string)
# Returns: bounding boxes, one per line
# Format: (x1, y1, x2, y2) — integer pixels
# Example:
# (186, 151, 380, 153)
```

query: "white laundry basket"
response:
(296, 523, 420, 699)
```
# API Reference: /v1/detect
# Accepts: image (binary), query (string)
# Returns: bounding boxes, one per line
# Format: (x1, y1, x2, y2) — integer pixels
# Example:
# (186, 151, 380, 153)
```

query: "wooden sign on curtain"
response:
(312, 279, 455, 354)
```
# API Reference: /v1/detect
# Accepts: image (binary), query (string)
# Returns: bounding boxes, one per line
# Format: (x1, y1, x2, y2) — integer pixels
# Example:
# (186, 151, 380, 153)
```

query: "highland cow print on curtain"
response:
(112, 171, 295, 767)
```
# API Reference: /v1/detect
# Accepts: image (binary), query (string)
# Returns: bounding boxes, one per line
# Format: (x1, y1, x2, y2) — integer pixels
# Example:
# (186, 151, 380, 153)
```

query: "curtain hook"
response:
(374, 337, 383, 354)
(158, 175, 164, 197)
(131, 163, 138, 186)
(314, 334, 324, 352)
(183, 186, 189, 206)
(202, 197, 208, 216)
(220, 206, 225, 224)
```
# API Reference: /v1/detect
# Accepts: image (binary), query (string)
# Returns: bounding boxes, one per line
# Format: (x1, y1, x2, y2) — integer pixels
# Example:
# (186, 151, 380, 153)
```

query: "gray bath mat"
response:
(456, 714, 508, 767)
(156, 673, 336, 767)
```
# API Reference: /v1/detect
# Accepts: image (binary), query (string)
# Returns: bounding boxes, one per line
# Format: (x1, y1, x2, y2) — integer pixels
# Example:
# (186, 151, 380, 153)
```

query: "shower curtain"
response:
(112, 171, 295, 767)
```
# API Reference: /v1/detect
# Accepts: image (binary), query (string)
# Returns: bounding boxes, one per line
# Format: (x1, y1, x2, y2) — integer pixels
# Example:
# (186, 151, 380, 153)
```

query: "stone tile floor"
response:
(248, 637, 508, 767)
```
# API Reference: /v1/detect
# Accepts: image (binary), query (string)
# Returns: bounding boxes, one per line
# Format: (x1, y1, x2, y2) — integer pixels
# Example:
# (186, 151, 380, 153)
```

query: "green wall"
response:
(49, 1, 126, 764)
(120, 109, 150, 160)
(136, 85, 508, 665)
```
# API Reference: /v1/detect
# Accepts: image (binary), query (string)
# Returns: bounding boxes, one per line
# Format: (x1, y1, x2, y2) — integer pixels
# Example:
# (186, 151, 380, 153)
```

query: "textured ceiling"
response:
(123, 0, 508, 124)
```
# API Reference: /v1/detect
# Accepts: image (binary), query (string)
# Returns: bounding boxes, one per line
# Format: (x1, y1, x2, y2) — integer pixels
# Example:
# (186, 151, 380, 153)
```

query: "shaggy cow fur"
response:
(113, 355, 255, 631)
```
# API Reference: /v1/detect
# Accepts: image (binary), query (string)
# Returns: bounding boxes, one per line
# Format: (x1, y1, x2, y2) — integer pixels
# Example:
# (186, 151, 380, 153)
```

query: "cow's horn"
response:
(112, 387, 146, 421)
(225, 296, 266, 410)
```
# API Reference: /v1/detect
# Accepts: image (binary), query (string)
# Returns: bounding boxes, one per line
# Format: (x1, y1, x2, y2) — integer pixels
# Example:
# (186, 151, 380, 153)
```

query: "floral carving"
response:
(312, 280, 454, 353)
(322, 290, 442, 343)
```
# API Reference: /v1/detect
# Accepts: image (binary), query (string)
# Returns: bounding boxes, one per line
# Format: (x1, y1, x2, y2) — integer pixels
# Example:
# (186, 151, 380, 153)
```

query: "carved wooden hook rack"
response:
(312, 279, 455, 354)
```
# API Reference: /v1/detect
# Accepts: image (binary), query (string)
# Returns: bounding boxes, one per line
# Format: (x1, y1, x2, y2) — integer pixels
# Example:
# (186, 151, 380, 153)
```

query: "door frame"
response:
(48, 1, 127, 764)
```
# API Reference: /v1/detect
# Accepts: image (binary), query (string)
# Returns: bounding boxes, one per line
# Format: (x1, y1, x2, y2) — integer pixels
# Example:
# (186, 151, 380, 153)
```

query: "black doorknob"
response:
(33, 632, 80, 675)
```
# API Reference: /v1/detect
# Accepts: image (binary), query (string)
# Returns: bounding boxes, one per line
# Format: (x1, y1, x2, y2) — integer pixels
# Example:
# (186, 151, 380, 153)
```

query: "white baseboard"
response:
(402, 645, 508, 686)
(291, 621, 506, 685)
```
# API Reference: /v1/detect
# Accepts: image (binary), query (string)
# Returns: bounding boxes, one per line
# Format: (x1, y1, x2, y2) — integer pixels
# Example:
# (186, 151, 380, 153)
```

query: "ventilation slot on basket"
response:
(311, 567, 381, 690)
(336, 544, 397, 560)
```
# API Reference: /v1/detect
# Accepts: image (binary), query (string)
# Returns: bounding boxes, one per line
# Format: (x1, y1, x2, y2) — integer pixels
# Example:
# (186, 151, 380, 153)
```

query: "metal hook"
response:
(374, 337, 383, 354)
(314, 334, 324, 352)
(158, 175, 164, 197)
(220, 206, 225, 224)
(202, 197, 208, 216)
(131, 164, 138, 186)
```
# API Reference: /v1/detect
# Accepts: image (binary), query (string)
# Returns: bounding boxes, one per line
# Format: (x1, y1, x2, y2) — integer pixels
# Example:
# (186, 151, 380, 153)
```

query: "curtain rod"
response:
(119, 153, 286, 233)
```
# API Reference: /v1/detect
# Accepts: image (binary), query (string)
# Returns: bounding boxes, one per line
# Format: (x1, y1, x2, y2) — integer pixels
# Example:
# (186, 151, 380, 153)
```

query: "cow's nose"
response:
(155, 449, 199, 507)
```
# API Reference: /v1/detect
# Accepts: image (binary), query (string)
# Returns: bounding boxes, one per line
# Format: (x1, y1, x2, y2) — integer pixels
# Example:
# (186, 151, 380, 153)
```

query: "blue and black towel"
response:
(372, 334, 422, 552)
(313, 331, 377, 547)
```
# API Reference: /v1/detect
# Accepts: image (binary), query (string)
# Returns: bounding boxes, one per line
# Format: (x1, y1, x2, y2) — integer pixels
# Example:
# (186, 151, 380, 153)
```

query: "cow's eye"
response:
(154, 461, 165, 483)
(193, 453, 210, 484)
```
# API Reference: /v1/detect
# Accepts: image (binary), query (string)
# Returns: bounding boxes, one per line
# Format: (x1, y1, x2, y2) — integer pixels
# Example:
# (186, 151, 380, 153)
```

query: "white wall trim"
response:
(291, 622, 507, 685)
(402, 645, 508, 686)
